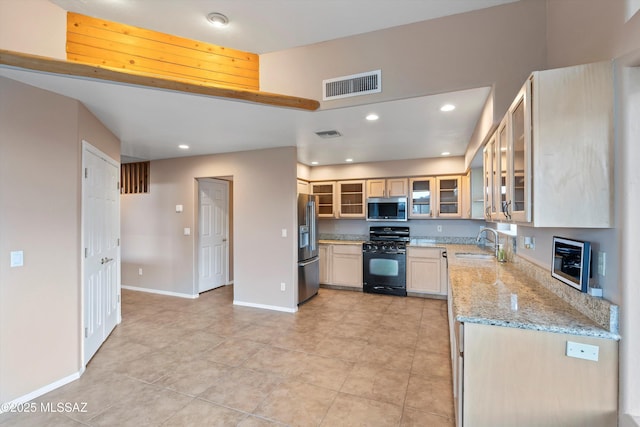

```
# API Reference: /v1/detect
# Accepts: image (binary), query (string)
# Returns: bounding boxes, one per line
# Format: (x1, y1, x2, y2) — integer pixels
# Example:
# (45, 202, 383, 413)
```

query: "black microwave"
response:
(366, 197, 408, 221)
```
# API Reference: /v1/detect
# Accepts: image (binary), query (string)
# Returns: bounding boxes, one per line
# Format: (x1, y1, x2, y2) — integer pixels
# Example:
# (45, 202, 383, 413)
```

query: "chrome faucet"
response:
(476, 227, 499, 258)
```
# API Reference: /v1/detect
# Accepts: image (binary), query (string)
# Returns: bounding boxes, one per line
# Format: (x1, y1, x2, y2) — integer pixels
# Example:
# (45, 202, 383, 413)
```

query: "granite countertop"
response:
(446, 244, 619, 340)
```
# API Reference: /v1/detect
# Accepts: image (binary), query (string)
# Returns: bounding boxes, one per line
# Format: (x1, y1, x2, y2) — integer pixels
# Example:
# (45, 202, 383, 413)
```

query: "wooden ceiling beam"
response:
(0, 50, 320, 111)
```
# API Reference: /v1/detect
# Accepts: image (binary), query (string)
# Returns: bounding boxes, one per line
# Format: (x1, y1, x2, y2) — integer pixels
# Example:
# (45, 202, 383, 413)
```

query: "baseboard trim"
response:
(0, 371, 81, 414)
(233, 300, 297, 313)
(121, 285, 198, 299)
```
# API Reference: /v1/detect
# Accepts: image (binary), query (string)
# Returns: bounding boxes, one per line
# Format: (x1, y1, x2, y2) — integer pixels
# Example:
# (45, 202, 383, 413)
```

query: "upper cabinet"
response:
(310, 181, 336, 218)
(409, 176, 462, 219)
(366, 178, 408, 198)
(336, 180, 366, 218)
(484, 61, 613, 228)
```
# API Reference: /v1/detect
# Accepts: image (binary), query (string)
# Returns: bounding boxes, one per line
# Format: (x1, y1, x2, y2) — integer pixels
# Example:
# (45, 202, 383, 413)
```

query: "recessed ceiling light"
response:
(178, 144, 190, 150)
(311, 161, 319, 165)
(365, 113, 379, 121)
(345, 158, 354, 162)
(206, 12, 229, 28)
(441, 151, 451, 156)
(440, 104, 456, 112)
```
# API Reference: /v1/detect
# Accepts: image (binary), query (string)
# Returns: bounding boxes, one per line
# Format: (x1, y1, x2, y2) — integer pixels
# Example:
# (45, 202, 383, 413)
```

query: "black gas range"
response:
(362, 226, 410, 296)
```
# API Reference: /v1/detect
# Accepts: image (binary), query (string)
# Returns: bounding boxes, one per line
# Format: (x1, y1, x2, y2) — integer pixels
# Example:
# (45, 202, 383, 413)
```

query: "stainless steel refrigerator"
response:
(297, 193, 319, 304)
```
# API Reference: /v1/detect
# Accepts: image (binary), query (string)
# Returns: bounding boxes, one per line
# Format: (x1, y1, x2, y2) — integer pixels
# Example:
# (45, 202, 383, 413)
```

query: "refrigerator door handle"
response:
(308, 200, 316, 252)
(298, 256, 319, 267)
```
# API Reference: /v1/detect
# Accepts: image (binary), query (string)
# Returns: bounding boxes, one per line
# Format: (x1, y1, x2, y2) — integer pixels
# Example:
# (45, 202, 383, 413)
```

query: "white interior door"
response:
(198, 179, 228, 293)
(83, 142, 120, 365)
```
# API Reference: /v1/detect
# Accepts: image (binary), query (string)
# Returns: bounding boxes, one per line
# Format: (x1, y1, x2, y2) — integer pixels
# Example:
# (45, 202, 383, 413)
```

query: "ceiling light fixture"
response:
(365, 113, 379, 121)
(441, 151, 451, 156)
(206, 12, 229, 28)
(440, 104, 456, 112)
(345, 158, 354, 163)
(311, 161, 319, 165)
(178, 144, 190, 150)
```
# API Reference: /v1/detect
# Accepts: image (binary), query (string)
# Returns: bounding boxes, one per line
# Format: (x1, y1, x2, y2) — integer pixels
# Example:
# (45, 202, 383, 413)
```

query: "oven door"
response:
(362, 251, 406, 296)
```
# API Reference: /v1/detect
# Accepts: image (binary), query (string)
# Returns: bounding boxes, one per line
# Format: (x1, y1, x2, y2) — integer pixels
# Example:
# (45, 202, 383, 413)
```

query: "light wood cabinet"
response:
(469, 167, 484, 220)
(330, 244, 362, 288)
(406, 247, 447, 296)
(297, 179, 310, 195)
(484, 60, 613, 227)
(319, 244, 330, 284)
(336, 180, 366, 218)
(409, 176, 462, 218)
(456, 322, 618, 427)
(311, 181, 336, 218)
(319, 242, 362, 289)
(366, 178, 408, 198)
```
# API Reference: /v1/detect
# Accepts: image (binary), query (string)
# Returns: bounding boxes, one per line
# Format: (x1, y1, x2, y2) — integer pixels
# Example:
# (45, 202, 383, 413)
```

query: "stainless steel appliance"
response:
(298, 193, 319, 304)
(366, 197, 408, 221)
(362, 226, 409, 296)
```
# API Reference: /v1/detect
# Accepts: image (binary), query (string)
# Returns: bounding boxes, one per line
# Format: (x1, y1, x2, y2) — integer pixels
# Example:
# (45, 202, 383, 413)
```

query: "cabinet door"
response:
(366, 179, 386, 198)
(494, 118, 509, 221)
(507, 81, 531, 223)
(337, 180, 365, 218)
(331, 245, 362, 288)
(406, 248, 444, 294)
(297, 179, 310, 195)
(409, 177, 435, 218)
(387, 178, 408, 197)
(483, 135, 496, 221)
(319, 244, 330, 284)
(437, 176, 462, 218)
(311, 181, 336, 218)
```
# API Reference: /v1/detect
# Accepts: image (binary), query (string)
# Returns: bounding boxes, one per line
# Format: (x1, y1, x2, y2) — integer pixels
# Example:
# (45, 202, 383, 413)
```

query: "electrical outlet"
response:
(566, 341, 599, 362)
(280, 282, 286, 291)
(281, 228, 287, 238)
(524, 236, 535, 249)
(437, 225, 443, 233)
(138, 268, 143, 276)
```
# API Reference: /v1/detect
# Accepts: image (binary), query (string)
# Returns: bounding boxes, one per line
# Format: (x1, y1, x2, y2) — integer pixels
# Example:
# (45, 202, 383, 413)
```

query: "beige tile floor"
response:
(0, 286, 455, 427)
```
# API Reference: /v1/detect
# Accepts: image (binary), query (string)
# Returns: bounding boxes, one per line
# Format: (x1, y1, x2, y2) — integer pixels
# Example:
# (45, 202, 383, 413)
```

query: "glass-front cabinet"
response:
(483, 79, 531, 224)
(337, 180, 365, 218)
(436, 177, 461, 217)
(409, 177, 435, 218)
(409, 176, 461, 218)
(310, 181, 336, 218)
(507, 84, 530, 223)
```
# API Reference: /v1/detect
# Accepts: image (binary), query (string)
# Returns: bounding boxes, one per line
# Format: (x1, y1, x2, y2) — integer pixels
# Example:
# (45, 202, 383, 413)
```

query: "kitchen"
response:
(1, 0, 639, 426)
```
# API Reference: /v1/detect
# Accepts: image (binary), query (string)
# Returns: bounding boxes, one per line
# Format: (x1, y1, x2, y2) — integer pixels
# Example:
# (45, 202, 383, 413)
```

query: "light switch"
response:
(176, 205, 183, 213)
(281, 228, 287, 238)
(10, 251, 24, 267)
(183, 228, 191, 236)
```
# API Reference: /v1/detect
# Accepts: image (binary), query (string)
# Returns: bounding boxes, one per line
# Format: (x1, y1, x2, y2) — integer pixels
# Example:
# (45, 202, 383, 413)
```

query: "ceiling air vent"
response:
(315, 130, 342, 138)
(323, 70, 381, 101)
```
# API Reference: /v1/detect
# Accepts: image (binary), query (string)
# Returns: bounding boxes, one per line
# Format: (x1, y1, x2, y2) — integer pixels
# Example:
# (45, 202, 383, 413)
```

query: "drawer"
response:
(331, 244, 362, 255)
(407, 247, 442, 259)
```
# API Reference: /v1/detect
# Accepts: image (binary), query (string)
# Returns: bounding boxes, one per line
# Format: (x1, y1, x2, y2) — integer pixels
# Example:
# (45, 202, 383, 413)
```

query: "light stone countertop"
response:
(446, 244, 619, 340)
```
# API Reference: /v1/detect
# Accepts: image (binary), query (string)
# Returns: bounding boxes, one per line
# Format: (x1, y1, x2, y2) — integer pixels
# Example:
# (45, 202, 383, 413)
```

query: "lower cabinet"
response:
(448, 316, 619, 427)
(319, 243, 362, 289)
(406, 247, 447, 296)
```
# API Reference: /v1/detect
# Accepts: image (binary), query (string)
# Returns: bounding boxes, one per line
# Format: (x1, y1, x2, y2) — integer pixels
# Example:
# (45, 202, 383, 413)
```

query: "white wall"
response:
(0, 77, 120, 403)
(121, 147, 299, 311)
(0, 0, 67, 59)
(261, 0, 547, 128)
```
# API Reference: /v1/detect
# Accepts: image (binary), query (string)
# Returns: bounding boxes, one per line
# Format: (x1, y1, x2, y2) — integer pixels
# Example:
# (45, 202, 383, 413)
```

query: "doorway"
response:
(82, 141, 120, 365)
(197, 178, 230, 293)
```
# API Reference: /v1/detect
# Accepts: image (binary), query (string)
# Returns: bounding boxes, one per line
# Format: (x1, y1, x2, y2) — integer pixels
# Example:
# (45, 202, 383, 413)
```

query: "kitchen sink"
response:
(455, 252, 495, 260)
